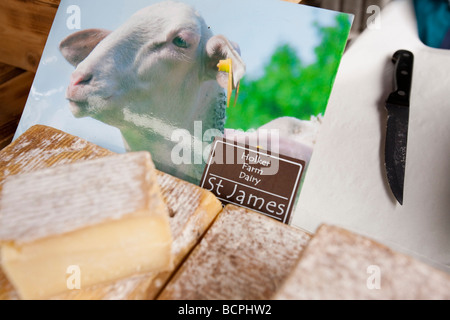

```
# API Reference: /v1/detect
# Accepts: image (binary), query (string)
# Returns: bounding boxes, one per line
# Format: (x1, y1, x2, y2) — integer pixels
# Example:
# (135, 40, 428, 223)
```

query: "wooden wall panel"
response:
(0, 70, 35, 123)
(0, 0, 60, 72)
(0, 62, 35, 149)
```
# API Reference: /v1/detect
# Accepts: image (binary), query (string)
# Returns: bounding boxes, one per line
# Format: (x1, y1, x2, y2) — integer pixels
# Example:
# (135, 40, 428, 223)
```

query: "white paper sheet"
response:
(292, 0, 450, 273)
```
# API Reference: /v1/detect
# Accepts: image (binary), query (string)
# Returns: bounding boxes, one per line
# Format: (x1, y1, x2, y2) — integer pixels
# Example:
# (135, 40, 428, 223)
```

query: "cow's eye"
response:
(172, 36, 189, 48)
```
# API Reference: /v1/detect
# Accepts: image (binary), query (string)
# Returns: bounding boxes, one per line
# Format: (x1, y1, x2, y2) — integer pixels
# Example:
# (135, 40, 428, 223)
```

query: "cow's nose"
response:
(69, 71, 93, 87)
(67, 71, 93, 99)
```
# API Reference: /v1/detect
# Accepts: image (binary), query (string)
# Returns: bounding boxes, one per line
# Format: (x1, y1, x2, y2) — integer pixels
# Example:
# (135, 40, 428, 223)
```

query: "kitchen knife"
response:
(385, 49, 414, 205)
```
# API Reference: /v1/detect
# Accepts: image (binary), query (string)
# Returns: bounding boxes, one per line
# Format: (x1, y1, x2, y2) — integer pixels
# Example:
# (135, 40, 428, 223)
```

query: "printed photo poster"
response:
(15, 0, 353, 221)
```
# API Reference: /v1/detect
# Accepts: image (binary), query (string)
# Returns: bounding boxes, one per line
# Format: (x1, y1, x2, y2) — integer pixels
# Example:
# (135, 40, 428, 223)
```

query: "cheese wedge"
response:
(56, 172, 222, 300)
(0, 125, 222, 300)
(0, 151, 173, 300)
(273, 224, 450, 300)
(157, 204, 311, 300)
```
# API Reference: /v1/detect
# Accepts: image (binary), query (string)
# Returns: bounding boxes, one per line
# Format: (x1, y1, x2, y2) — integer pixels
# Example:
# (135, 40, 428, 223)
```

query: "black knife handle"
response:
(386, 50, 414, 108)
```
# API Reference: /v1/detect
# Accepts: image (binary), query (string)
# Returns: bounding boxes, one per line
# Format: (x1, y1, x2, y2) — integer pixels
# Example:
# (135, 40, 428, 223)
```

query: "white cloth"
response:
(292, 0, 450, 272)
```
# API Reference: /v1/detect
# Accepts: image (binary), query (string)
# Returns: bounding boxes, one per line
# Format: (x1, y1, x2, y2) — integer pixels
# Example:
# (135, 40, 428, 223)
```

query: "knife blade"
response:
(385, 49, 414, 205)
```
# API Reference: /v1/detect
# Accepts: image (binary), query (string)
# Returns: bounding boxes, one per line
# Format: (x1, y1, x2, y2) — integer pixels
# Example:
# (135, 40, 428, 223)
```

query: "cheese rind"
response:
(0, 125, 113, 190)
(143, 174, 222, 300)
(0, 152, 166, 243)
(158, 204, 311, 300)
(273, 224, 450, 300)
(0, 151, 173, 300)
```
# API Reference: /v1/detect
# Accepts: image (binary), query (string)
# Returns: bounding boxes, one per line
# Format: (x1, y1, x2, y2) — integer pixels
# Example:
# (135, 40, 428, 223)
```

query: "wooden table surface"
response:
(0, 0, 60, 150)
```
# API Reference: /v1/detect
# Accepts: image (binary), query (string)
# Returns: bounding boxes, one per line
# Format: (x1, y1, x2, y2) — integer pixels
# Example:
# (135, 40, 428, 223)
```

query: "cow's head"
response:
(59, 1, 245, 122)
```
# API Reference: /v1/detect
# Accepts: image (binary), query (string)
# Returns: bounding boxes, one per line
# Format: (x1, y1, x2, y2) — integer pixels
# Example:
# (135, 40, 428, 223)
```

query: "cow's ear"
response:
(59, 29, 111, 67)
(205, 35, 245, 89)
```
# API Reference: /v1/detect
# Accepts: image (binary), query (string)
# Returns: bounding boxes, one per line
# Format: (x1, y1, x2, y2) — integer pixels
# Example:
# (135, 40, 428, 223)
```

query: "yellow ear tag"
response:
(217, 58, 239, 108)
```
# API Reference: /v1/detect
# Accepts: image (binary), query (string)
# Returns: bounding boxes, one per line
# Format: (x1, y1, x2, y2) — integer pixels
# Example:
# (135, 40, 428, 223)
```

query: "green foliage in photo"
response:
(225, 13, 351, 131)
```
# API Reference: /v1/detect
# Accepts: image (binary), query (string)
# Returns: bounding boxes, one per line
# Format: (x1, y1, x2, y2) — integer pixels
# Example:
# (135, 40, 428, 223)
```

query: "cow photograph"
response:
(59, 1, 245, 182)
(15, 0, 352, 184)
